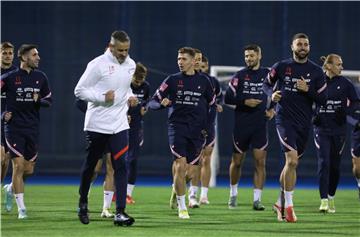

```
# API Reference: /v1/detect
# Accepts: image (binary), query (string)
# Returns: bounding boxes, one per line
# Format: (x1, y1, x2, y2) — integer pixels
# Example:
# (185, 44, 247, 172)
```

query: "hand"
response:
(128, 96, 138, 107)
(271, 90, 282, 103)
(127, 115, 131, 124)
(265, 109, 275, 120)
(4, 112, 12, 122)
(216, 104, 223, 113)
(104, 90, 115, 103)
(33, 92, 39, 102)
(161, 98, 171, 107)
(296, 76, 309, 92)
(140, 106, 147, 116)
(244, 99, 262, 108)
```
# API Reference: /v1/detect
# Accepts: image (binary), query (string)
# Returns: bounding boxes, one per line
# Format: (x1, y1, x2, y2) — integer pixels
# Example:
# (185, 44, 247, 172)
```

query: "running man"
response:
(263, 33, 327, 222)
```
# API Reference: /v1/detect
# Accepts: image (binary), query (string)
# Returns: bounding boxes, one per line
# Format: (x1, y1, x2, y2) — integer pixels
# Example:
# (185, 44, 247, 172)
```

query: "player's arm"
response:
(74, 61, 107, 104)
(140, 83, 151, 116)
(75, 98, 88, 113)
(303, 72, 327, 105)
(34, 73, 52, 107)
(148, 77, 171, 110)
(224, 75, 244, 105)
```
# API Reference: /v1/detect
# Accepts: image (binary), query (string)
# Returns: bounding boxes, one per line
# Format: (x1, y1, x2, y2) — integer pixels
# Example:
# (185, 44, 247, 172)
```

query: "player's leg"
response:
(351, 130, 360, 199)
(199, 127, 215, 205)
(1, 146, 11, 183)
(352, 156, 360, 200)
(276, 123, 302, 222)
(78, 131, 107, 224)
(328, 135, 346, 213)
(314, 132, 331, 212)
(199, 145, 213, 204)
(109, 130, 134, 226)
(187, 163, 200, 208)
(251, 127, 268, 211)
(228, 132, 248, 209)
(101, 153, 115, 218)
(126, 128, 142, 204)
(252, 149, 266, 210)
(173, 157, 189, 218)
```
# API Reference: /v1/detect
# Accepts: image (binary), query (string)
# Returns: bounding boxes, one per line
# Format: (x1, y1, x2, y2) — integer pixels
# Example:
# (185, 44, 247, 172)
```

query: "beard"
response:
(246, 61, 258, 69)
(294, 50, 309, 60)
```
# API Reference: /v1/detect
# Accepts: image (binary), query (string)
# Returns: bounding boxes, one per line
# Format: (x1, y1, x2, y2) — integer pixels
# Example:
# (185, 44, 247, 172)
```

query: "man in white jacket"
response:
(74, 30, 137, 226)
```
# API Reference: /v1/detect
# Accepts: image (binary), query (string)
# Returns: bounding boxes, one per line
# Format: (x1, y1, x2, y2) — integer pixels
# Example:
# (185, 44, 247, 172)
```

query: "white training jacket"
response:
(74, 49, 136, 134)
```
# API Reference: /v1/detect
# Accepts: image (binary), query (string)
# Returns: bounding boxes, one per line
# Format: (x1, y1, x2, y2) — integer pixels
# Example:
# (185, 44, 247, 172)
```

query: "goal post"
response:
(209, 65, 360, 187)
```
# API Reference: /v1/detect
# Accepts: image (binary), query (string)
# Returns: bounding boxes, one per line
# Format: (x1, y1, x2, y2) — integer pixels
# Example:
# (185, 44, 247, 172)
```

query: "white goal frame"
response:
(209, 65, 360, 187)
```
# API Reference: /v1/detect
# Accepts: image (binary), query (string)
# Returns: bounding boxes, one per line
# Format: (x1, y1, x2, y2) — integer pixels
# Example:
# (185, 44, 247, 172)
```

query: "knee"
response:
(286, 159, 298, 169)
(255, 158, 266, 169)
(232, 153, 243, 167)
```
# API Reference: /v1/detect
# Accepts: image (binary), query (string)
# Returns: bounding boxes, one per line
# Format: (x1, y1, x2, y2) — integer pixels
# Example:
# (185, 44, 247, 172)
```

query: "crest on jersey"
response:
(159, 82, 168, 92)
(285, 67, 292, 76)
(232, 78, 239, 86)
(244, 74, 250, 81)
(15, 76, 21, 85)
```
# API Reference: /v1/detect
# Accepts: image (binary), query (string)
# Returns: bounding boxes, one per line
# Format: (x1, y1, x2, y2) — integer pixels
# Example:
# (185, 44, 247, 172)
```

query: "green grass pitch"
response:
(1, 185, 359, 237)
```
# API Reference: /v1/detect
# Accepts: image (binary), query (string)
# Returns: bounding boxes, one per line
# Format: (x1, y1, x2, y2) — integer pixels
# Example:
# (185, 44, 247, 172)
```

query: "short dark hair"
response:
(292, 33, 309, 42)
(1, 42, 14, 50)
(111, 30, 130, 42)
(201, 55, 209, 64)
(192, 48, 202, 54)
(18, 44, 37, 61)
(135, 62, 147, 76)
(243, 44, 261, 53)
(178, 47, 195, 57)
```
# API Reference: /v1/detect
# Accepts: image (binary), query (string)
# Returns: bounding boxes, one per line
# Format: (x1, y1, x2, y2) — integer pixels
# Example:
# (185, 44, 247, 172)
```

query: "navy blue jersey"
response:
(263, 58, 327, 128)
(128, 81, 150, 128)
(206, 74, 222, 126)
(149, 71, 214, 134)
(314, 75, 359, 135)
(1, 65, 17, 114)
(1, 68, 52, 130)
(225, 67, 270, 127)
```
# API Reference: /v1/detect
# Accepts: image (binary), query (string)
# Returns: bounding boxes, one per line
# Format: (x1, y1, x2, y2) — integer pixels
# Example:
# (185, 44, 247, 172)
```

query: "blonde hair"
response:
(320, 53, 341, 70)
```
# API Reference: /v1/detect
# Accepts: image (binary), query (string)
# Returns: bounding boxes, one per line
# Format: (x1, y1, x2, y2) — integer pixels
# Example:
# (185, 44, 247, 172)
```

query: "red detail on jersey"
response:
(285, 67, 292, 76)
(270, 69, 276, 78)
(109, 65, 115, 74)
(244, 74, 250, 80)
(15, 76, 21, 85)
(232, 78, 239, 86)
(0, 80, 4, 88)
(159, 82, 168, 92)
(177, 80, 184, 88)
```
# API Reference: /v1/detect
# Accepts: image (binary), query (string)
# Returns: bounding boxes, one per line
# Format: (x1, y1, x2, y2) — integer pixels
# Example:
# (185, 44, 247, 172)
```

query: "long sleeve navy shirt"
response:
(1, 68, 52, 130)
(225, 67, 270, 127)
(149, 71, 214, 135)
(263, 58, 327, 128)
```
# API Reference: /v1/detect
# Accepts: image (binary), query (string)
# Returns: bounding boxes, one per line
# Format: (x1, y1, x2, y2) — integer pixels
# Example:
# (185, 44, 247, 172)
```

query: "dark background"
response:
(2, 1, 360, 181)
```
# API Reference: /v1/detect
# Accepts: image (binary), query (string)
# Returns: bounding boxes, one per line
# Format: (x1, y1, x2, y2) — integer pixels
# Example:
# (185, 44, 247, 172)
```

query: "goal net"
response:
(209, 65, 360, 187)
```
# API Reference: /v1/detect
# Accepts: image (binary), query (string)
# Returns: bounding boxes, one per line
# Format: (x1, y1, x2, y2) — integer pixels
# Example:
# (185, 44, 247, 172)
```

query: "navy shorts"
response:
(351, 129, 360, 158)
(168, 124, 205, 165)
(1, 120, 8, 152)
(5, 128, 39, 161)
(233, 124, 268, 153)
(276, 122, 309, 157)
(127, 127, 144, 162)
